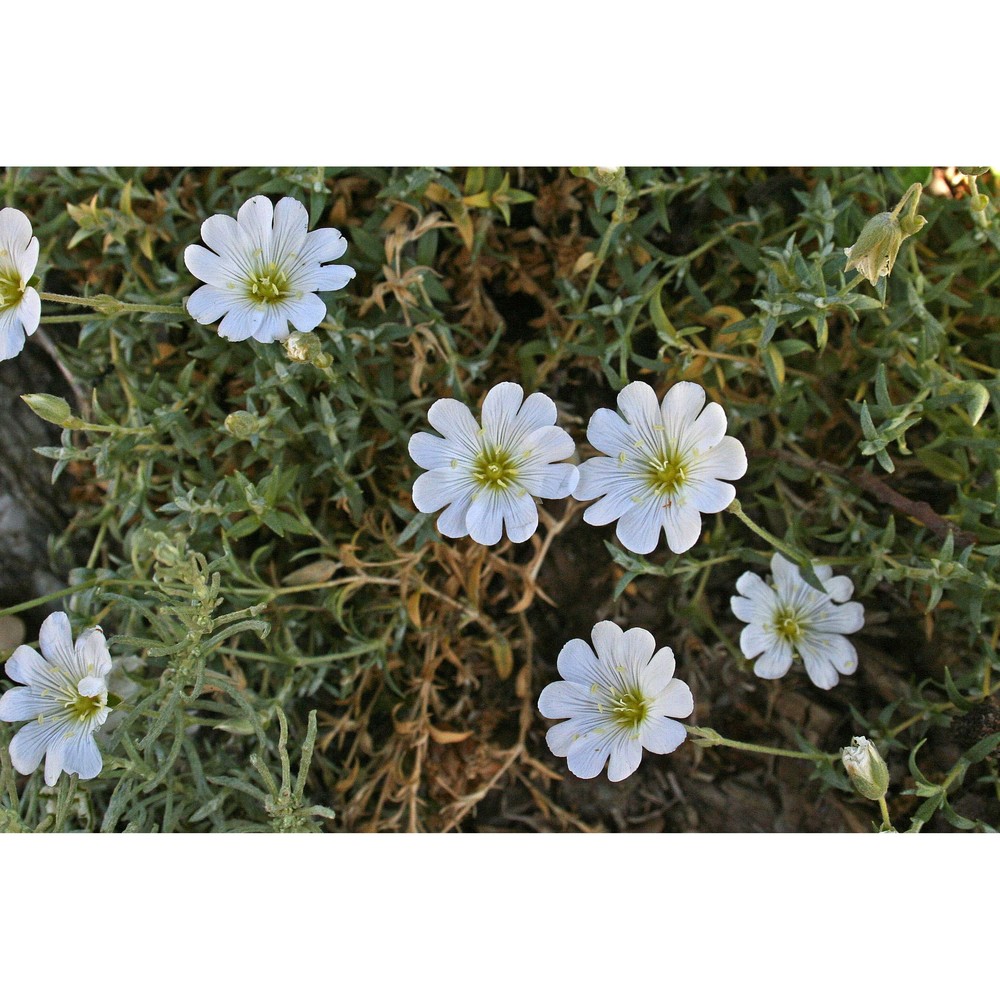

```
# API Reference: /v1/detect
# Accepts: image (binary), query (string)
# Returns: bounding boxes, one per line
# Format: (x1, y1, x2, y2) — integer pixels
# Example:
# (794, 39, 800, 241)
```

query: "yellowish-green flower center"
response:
(646, 451, 688, 496)
(774, 612, 804, 642)
(605, 685, 650, 732)
(472, 446, 518, 492)
(247, 262, 290, 305)
(67, 692, 106, 722)
(0, 265, 25, 310)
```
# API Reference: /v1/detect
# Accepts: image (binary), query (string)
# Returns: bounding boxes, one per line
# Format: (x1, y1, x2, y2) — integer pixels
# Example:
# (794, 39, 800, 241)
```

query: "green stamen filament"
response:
(0, 266, 25, 310)
(65, 692, 105, 722)
(774, 613, 804, 642)
(646, 452, 688, 496)
(472, 446, 518, 492)
(601, 684, 650, 732)
(248, 263, 290, 305)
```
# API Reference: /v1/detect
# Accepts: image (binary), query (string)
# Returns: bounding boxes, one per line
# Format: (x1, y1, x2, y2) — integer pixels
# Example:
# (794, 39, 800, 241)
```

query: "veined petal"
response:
(586, 407, 637, 459)
(184, 245, 245, 288)
(412, 467, 472, 514)
(738, 623, 772, 658)
(54, 729, 104, 782)
(18, 287, 41, 336)
(556, 637, 606, 686)
(185, 284, 244, 325)
(8, 718, 63, 777)
(302, 226, 349, 265)
(606, 735, 643, 782)
(217, 301, 265, 342)
(660, 381, 706, 442)
(0, 686, 58, 722)
(616, 497, 666, 555)
(649, 678, 693, 720)
(545, 717, 596, 757)
(685, 399, 727, 452)
(580, 487, 636, 527)
(435, 486, 477, 538)
(734, 571, 778, 611)
(502, 490, 539, 544)
(39, 612, 78, 674)
(566, 734, 614, 780)
(538, 680, 599, 719)
(312, 263, 355, 291)
(73, 627, 113, 679)
(752, 639, 793, 679)
(0, 307, 26, 362)
(617, 627, 656, 674)
(796, 634, 843, 690)
(279, 291, 327, 333)
(521, 424, 576, 464)
(408, 430, 467, 470)
(517, 461, 578, 500)
(661, 498, 703, 554)
(823, 575, 855, 602)
(574, 456, 634, 503)
(640, 716, 687, 755)
(812, 601, 865, 635)
(270, 197, 309, 266)
(252, 307, 291, 344)
(643, 647, 677, 692)
(688, 435, 747, 483)
(16, 237, 39, 283)
(0, 207, 33, 256)
(200, 212, 244, 259)
(590, 620, 624, 665)
(5, 643, 52, 685)
(236, 195, 274, 255)
(683, 476, 735, 514)
(617, 381, 661, 441)
(464, 491, 505, 546)
(427, 398, 481, 452)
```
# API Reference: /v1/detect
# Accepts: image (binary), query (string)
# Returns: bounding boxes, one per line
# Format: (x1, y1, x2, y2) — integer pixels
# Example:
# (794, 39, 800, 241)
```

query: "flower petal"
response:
(517, 460, 578, 500)
(270, 197, 309, 265)
(312, 263, 356, 291)
(661, 498, 703, 553)
(683, 476, 735, 514)
(427, 398, 481, 452)
(0, 307, 26, 362)
(617, 626, 656, 674)
(689, 436, 747, 483)
(0, 686, 57, 722)
(521, 424, 576, 464)
(185, 284, 243, 325)
(8, 718, 63, 776)
(650, 678, 694, 720)
(18, 287, 41, 336)
(586, 407, 637, 458)
(799, 633, 857, 688)
(302, 226, 349, 265)
(686, 400, 727, 452)
(643, 647, 676, 692)
(738, 623, 772, 658)
(537, 680, 598, 719)
(200, 212, 244, 258)
(615, 497, 665, 554)
(813, 600, 865, 635)
(217, 302, 265, 342)
(55, 729, 104, 782)
(545, 717, 595, 757)
(279, 291, 327, 333)
(641, 716, 688, 754)
(617, 381, 662, 441)
(566, 734, 613, 780)
(606, 736, 643, 782)
(556, 637, 606, 686)
(590, 620, 624, 665)
(752, 638, 793, 679)
(0, 207, 33, 256)
(412, 467, 471, 514)
(5, 643, 52, 685)
(39, 612, 78, 674)
(236, 195, 274, 255)
(74, 627, 113, 678)
(408, 430, 464, 470)
(660, 381, 706, 442)
(734, 571, 778, 612)
(184, 244, 244, 288)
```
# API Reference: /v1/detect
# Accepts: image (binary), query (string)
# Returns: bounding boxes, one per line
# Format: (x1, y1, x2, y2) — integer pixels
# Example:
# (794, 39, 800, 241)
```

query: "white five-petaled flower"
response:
(0, 208, 41, 362)
(573, 380, 747, 554)
(408, 382, 580, 545)
(537, 620, 694, 782)
(0, 612, 114, 786)
(731, 553, 866, 690)
(184, 194, 356, 343)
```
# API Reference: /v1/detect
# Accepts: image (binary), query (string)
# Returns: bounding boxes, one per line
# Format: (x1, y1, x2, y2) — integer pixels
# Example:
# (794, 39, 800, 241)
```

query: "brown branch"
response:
(758, 449, 979, 550)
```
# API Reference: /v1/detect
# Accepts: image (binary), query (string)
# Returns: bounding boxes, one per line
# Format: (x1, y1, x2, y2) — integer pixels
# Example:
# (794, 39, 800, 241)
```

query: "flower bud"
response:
(841, 736, 890, 800)
(844, 212, 903, 286)
(224, 410, 261, 439)
(284, 331, 332, 368)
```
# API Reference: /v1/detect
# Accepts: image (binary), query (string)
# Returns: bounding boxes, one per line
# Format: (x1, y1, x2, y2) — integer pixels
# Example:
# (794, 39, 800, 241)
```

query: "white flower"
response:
(573, 381, 747, 554)
(0, 612, 114, 785)
(731, 553, 866, 690)
(537, 620, 693, 781)
(408, 382, 580, 545)
(184, 194, 356, 343)
(0, 208, 41, 362)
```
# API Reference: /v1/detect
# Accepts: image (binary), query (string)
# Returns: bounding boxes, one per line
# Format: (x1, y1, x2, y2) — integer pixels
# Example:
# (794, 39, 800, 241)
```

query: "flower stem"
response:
(890, 182, 923, 221)
(0, 577, 143, 620)
(685, 725, 837, 762)
(39, 291, 187, 316)
(877, 795, 894, 831)
(726, 499, 805, 568)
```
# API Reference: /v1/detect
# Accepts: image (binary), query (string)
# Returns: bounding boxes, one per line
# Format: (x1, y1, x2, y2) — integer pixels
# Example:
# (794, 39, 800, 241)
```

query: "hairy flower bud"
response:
(224, 410, 261, 439)
(284, 331, 332, 368)
(841, 736, 890, 800)
(844, 212, 903, 286)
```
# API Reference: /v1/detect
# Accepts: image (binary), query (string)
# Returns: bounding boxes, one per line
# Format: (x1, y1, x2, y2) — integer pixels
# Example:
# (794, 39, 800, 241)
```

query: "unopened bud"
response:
(844, 212, 903, 286)
(224, 410, 261, 439)
(21, 392, 77, 427)
(284, 331, 332, 368)
(841, 736, 890, 800)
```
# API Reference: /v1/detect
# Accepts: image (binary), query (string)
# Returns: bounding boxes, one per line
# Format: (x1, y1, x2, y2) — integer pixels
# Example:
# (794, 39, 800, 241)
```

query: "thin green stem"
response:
(39, 291, 187, 316)
(877, 795, 893, 831)
(685, 725, 837, 762)
(0, 578, 144, 619)
(726, 499, 805, 568)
